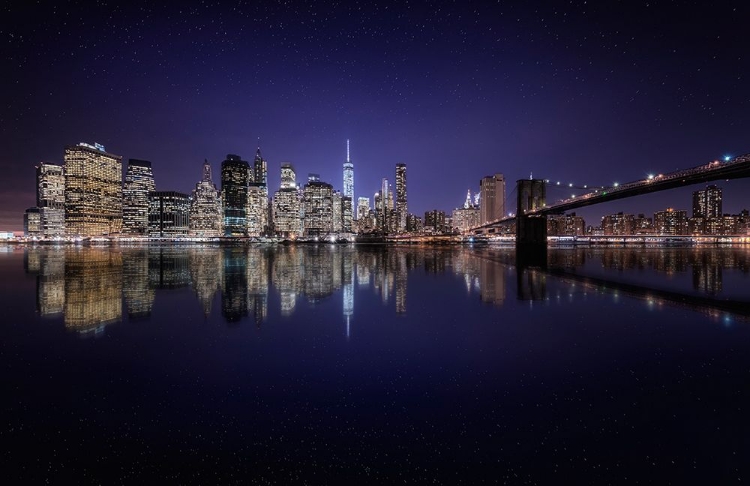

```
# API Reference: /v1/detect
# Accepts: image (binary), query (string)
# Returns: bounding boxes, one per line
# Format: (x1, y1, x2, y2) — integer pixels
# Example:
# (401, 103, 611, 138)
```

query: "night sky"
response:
(1, 0, 748, 231)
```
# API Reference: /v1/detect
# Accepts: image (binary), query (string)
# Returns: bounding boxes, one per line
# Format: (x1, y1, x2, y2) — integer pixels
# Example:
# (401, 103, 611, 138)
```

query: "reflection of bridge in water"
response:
(473, 153, 750, 246)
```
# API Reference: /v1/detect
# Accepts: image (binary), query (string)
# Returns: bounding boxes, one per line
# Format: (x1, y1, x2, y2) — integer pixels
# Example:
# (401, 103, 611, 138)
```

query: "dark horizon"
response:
(2, 1, 749, 231)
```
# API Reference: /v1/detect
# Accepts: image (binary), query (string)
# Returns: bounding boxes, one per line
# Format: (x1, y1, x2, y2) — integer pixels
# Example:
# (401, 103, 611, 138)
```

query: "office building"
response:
(64, 142, 123, 236)
(36, 162, 65, 236)
(123, 159, 155, 235)
(303, 178, 334, 236)
(221, 154, 250, 236)
(395, 163, 407, 232)
(273, 163, 301, 237)
(654, 208, 688, 235)
(343, 139, 354, 199)
(190, 160, 222, 237)
(148, 191, 191, 237)
(479, 173, 506, 224)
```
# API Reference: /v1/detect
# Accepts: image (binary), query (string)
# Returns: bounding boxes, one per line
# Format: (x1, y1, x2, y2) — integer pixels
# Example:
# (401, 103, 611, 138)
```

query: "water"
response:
(2, 244, 749, 484)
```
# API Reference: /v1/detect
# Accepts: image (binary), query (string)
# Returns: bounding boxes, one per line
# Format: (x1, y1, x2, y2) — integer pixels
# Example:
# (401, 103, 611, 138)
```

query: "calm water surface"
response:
(2, 244, 749, 484)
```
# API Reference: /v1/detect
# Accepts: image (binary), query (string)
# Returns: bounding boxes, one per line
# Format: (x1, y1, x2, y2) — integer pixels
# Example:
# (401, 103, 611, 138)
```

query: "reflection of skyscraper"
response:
(395, 253, 407, 314)
(122, 248, 154, 319)
(27, 248, 66, 316)
(36, 163, 65, 236)
(246, 248, 269, 326)
(221, 154, 250, 236)
(222, 247, 248, 323)
(64, 249, 123, 333)
(148, 248, 191, 289)
(273, 246, 303, 316)
(123, 159, 155, 235)
(189, 247, 223, 317)
(64, 142, 123, 236)
(479, 256, 505, 305)
(190, 160, 222, 237)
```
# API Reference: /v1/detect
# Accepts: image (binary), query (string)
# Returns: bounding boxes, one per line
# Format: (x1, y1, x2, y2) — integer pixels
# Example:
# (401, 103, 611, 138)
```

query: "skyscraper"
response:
(221, 154, 250, 236)
(303, 178, 334, 236)
(479, 173, 506, 225)
(693, 185, 722, 218)
(395, 163, 407, 232)
(274, 163, 301, 237)
(190, 160, 222, 237)
(343, 139, 354, 199)
(148, 191, 191, 237)
(247, 146, 269, 236)
(36, 162, 65, 236)
(123, 159, 155, 235)
(64, 142, 123, 236)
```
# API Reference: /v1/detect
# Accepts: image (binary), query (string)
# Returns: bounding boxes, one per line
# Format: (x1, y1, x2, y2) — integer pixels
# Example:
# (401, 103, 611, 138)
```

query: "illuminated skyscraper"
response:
(253, 145, 268, 187)
(190, 160, 222, 236)
(654, 208, 688, 235)
(479, 173, 506, 225)
(395, 163, 407, 232)
(343, 139, 354, 199)
(333, 190, 343, 232)
(64, 142, 123, 236)
(221, 154, 250, 236)
(247, 146, 269, 236)
(36, 162, 65, 236)
(273, 163, 301, 237)
(357, 197, 370, 221)
(123, 159, 155, 235)
(303, 178, 334, 236)
(148, 191, 191, 237)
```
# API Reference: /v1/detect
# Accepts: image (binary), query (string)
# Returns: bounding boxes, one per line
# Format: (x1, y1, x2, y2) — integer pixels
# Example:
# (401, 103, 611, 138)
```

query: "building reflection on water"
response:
(22, 245, 750, 334)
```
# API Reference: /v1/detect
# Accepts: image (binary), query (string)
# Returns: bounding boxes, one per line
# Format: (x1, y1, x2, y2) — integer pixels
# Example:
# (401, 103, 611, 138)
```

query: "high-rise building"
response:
(601, 212, 635, 235)
(332, 191, 343, 233)
(357, 197, 370, 221)
(654, 208, 688, 235)
(247, 183, 268, 236)
(64, 142, 123, 236)
(479, 173, 506, 224)
(343, 139, 354, 199)
(253, 145, 268, 187)
(148, 191, 191, 237)
(693, 185, 722, 219)
(221, 154, 250, 236)
(342, 196, 353, 232)
(547, 213, 585, 236)
(190, 160, 222, 237)
(424, 210, 446, 233)
(395, 163, 407, 232)
(123, 159, 155, 235)
(273, 163, 301, 238)
(24, 207, 42, 236)
(303, 179, 334, 236)
(36, 162, 65, 236)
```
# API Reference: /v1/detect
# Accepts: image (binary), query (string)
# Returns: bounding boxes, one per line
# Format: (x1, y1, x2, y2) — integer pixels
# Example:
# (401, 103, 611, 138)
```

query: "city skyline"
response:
(2, 1, 749, 230)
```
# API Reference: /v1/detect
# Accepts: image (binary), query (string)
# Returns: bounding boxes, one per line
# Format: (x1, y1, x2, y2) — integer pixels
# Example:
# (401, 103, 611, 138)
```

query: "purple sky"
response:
(1, 1, 748, 231)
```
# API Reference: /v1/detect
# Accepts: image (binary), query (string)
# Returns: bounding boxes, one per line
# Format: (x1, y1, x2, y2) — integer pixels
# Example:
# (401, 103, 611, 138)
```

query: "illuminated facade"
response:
(602, 212, 635, 235)
(654, 208, 688, 235)
(123, 159, 155, 235)
(221, 154, 250, 236)
(479, 173, 506, 224)
(273, 164, 301, 237)
(332, 191, 343, 232)
(357, 197, 369, 221)
(452, 206, 480, 233)
(189, 160, 222, 236)
(692, 185, 723, 234)
(424, 210, 447, 233)
(547, 213, 585, 236)
(303, 179, 334, 236)
(64, 142, 123, 236)
(395, 163, 407, 232)
(24, 207, 42, 236)
(148, 191, 191, 237)
(247, 183, 268, 236)
(36, 163, 65, 236)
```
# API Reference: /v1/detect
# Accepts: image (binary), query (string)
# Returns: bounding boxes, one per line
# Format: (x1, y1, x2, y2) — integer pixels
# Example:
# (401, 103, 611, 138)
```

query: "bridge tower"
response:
(516, 179, 547, 249)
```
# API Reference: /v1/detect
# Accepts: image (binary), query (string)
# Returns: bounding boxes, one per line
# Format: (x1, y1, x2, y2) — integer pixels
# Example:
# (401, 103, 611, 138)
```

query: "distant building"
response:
(452, 207, 480, 233)
(634, 214, 654, 234)
(479, 173, 505, 224)
(692, 185, 722, 234)
(407, 213, 422, 233)
(654, 208, 688, 235)
(332, 191, 343, 232)
(149, 191, 190, 237)
(247, 183, 268, 236)
(221, 154, 250, 236)
(342, 196, 353, 233)
(601, 212, 635, 235)
(36, 162, 65, 236)
(64, 142, 123, 236)
(424, 210, 446, 233)
(343, 139, 354, 199)
(357, 197, 370, 221)
(189, 160, 222, 237)
(547, 213, 585, 236)
(123, 159, 155, 235)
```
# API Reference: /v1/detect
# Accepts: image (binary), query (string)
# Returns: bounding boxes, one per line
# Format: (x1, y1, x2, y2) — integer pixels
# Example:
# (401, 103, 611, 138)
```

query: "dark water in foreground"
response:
(2, 244, 750, 484)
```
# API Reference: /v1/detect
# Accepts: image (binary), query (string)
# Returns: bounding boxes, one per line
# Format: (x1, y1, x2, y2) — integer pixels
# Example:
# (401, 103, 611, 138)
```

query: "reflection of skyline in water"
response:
(22, 245, 750, 334)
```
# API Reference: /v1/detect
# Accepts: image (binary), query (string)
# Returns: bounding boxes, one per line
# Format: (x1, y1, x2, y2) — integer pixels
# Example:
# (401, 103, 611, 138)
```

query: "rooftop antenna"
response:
(346, 139, 350, 163)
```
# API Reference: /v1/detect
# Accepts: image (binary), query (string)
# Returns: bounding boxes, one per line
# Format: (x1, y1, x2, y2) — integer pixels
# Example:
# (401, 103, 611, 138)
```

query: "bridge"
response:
(472, 153, 750, 246)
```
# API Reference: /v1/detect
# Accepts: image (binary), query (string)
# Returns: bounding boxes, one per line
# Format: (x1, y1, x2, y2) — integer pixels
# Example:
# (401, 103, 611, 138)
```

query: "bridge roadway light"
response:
(648, 174, 654, 180)
(724, 155, 732, 162)
(614, 182, 619, 187)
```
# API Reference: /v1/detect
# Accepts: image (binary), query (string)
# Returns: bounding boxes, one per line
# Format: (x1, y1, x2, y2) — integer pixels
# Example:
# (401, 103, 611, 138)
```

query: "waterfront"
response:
(2, 244, 749, 483)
